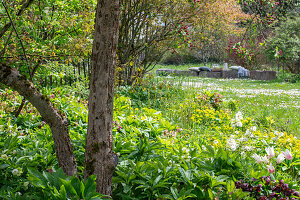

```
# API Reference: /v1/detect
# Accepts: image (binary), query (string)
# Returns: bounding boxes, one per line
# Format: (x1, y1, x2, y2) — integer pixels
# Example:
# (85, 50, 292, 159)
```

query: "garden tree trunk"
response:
(0, 64, 77, 176)
(84, 0, 121, 196)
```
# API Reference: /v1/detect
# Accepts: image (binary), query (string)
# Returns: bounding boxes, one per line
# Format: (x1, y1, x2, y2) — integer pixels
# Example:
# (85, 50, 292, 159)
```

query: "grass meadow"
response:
(149, 64, 300, 136)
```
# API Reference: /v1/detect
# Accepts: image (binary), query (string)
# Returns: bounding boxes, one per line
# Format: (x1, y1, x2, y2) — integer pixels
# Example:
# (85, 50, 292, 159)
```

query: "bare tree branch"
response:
(0, 28, 13, 57)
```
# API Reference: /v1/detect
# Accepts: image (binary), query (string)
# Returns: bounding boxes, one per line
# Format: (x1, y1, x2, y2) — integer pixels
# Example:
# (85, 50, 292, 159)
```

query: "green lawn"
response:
(152, 63, 225, 72)
(149, 65, 300, 136)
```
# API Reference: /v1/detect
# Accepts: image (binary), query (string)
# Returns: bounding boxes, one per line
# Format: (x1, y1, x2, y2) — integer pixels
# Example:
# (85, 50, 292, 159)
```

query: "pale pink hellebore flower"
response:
(261, 155, 269, 164)
(282, 149, 293, 160)
(265, 146, 275, 159)
(267, 163, 275, 173)
(276, 153, 285, 164)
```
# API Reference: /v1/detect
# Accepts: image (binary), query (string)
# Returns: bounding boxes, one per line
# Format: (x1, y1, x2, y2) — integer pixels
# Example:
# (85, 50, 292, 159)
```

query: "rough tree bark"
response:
(0, 64, 77, 176)
(84, 0, 121, 196)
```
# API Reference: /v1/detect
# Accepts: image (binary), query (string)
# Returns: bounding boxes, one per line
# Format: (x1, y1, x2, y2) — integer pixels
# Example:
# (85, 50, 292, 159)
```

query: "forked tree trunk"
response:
(84, 0, 121, 196)
(0, 64, 77, 176)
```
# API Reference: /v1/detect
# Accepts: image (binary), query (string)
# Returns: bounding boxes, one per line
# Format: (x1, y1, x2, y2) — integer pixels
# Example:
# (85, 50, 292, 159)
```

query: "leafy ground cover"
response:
(0, 73, 299, 199)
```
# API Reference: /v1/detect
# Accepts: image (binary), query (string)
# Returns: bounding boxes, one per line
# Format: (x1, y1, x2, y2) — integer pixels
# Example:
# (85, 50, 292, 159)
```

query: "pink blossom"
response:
(282, 149, 293, 160)
(276, 153, 285, 164)
(265, 146, 275, 159)
(267, 163, 275, 173)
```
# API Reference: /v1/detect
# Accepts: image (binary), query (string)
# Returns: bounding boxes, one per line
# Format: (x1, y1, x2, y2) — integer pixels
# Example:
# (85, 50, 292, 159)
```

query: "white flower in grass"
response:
(252, 153, 262, 164)
(236, 121, 243, 127)
(250, 126, 257, 132)
(227, 138, 238, 151)
(275, 131, 284, 137)
(279, 132, 284, 137)
(239, 137, 248, 142)
(265, 146, 275, 159)
(282, 149, 293, 160)
(235, 111, 243, 121)
(244, 146, 253, 151)
(245, 129, 250, 136)
(276, 153, 285, 164)
(182, 147, 189, 153)
(261, 155, 269, 164)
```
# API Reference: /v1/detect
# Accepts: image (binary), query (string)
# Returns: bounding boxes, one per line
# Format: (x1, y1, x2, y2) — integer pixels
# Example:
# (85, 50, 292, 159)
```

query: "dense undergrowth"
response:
(0, 75, 299, 199)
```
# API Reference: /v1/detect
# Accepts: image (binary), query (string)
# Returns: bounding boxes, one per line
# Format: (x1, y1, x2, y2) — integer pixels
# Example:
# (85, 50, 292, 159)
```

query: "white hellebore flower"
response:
(265, 146, 275, 159)
(12, 169, 19, 176)
(282, 149, 293, 160)
(12, 168, 22, 176)
(276, 153, 285, 164)
(252, 153, 262, 164)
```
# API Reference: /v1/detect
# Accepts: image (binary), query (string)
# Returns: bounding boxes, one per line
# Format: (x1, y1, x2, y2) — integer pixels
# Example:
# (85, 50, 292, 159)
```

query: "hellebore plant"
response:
(252, 148, 293, 175)
(235, 177, 300, 199)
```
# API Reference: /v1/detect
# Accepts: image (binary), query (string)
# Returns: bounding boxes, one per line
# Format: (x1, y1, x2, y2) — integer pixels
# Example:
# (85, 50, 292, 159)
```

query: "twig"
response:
(30, 60, 41, 79)
(2, 0, 31, 77)
(0, 28, 13, 57)
(14, 98, 26, 118)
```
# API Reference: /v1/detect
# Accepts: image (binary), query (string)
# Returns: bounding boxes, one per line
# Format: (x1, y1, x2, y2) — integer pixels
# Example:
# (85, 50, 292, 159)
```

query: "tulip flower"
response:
(261, 155, 269, 164)
(276, 153, 285, 164)
(267, 163, 275, 173)
(252, 153, 262, 164)
(265, 146, 275, 159)
(282, 149, 293, 160)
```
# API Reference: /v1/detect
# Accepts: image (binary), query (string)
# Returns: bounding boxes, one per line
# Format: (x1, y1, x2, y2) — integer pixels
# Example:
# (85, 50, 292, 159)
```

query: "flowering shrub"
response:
(230, 42, 254, 64)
